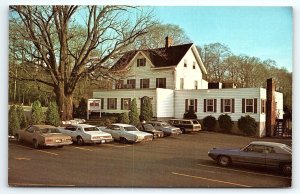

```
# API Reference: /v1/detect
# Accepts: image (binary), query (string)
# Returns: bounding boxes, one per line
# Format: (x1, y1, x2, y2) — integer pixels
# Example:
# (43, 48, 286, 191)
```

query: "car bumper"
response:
(44, 141, 73, 147)
(85, 138, 114, 144)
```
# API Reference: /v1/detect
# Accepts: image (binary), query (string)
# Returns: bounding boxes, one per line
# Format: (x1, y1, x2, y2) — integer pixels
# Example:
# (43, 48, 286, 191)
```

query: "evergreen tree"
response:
(129, 98, 139, 126)
(76, 98, 87, 119)
(46, 101, 60, 126)
(140, 97, 153, 122)
(16, 105, 28, 128)
(119, 112, 129, 124)
(31, 100, 44, 124)
(9, 105, 20, 135)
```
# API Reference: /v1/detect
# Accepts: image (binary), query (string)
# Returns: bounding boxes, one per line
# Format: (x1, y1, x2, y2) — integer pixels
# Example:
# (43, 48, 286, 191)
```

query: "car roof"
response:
(112, 123, 135, 127)
(250, 141, 288, 147)
(33, 125, 56, 129)
(69, 124, 96, 128)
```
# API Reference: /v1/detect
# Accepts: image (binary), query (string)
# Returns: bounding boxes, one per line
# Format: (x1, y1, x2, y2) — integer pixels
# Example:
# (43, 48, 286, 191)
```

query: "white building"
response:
(93, 37, 283, 137)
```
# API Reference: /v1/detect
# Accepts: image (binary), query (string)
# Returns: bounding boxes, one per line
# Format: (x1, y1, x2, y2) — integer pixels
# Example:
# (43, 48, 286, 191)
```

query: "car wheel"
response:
(33, 139, 39, 149)
(120, 137, 128, 144)
(181, 128, 186, 134)
(217, 155, 231, 167)
(16, 134, 21, 143)
(280, 163, 292, 176)
(77, 136, 84, 146)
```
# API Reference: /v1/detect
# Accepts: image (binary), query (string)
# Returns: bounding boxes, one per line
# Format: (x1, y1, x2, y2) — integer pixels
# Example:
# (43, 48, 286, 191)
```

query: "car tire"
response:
(16, 134, 21, 143)
(217, 155, 231, 167)
(280, 163, 292, 176)
(120, 137, 128, 144)
(33, 139, 39, 149)
(181, 128, 186, 134)
(77, 136, 84, 146)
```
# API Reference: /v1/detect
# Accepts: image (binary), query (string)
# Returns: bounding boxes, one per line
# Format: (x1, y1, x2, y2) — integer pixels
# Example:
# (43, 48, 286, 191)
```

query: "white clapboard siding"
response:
(174, 88, 262, 122)
(175, 47, 204, 90)
(93, 89, 157, 116)
(156, 88, 174, 118)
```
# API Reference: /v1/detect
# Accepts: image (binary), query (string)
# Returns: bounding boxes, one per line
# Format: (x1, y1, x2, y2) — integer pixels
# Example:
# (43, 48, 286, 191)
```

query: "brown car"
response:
(16, 125, 73, 149)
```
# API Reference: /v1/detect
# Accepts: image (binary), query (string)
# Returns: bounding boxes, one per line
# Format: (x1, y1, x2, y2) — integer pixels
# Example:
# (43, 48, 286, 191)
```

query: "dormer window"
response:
(137, 58, 146, 67)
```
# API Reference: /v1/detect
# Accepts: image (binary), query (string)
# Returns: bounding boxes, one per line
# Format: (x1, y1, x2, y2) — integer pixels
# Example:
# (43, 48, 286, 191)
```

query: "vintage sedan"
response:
(100, 123, 153, 143)
(148, 121, 182, 136)
(58, 124, 113, 145)
(208, 141, 292, 175)
(137, 123, 164, 138)
(15, 125, 73, 149)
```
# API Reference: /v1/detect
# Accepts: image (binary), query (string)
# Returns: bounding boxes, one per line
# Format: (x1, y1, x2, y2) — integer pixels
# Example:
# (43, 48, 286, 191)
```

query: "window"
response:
(180, 78, 184, 89)
(115, 80, 124, 89)
(185, 99, 197, 112)
(261, 99, 266, 114)
(127, 79, 136, 89)
(107, 98, 117, 109)
(204, 99, 216, 112)
(137, 58, 146, 67)
(184, 59, 187, 67)
(221, 99, 234, 113)
(193, 62, 196, 69)
(100, 98, 104, 109)
(26, 126, 35, 133)
(242, 98, 257, 113)
(140, 79, 150, 88)
(121, 98, 131, 110)
(156, 78, 166, 88)
(194, 81, 198, 89)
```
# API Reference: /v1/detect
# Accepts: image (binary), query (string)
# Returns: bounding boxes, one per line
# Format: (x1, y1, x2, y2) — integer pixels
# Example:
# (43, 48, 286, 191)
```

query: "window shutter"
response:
(101, 98, 104, 109)
(185, 99, 188, 112)
(195, 99, 197, 112)
(107, 99, 109, 109)
(221, 99, 223, 113)
(232, 99, 235, 113)
(242, 98, 245, 113)
(140, 79, 142, 88)
(204, 99, 206, 112)
(156, 78, 158, 88)
(129, 98, 131, 110)
(214, 99, 217, 112)
(115, 98, 117, 109)
(254, 98, 258, 113)
(121, 98, 124, 110)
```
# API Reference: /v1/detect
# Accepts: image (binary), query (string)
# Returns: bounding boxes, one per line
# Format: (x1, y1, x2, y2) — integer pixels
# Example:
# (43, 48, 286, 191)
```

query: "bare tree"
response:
(9, 5, 154, 120)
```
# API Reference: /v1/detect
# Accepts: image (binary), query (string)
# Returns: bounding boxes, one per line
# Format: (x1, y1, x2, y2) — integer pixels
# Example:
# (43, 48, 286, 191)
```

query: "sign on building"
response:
(87, 99, 101, 120)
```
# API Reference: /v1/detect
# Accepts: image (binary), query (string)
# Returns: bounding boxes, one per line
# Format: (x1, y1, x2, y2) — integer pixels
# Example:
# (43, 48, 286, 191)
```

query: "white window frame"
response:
(137, 58, 146, 67)
(245, 99, 254, 113)
(223, 99, 232, 113)
(107, 98, 117, 110)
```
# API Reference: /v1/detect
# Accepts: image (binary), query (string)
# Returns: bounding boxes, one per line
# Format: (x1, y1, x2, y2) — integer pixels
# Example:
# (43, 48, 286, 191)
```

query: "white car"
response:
(100, 123, 153, 143)
(58, 124, 113, 145)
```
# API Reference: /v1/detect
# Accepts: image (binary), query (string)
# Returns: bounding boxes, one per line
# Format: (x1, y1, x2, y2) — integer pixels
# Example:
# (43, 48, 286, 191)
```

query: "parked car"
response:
(208, 141, 292, 175)
(148, 121, 182, 136)
(58, 124, 113, 145)
(15, 125, 73, 149)
(100, 123, 153, 143)
(137, 123, 164, 138)
(169, 119, 201, 133)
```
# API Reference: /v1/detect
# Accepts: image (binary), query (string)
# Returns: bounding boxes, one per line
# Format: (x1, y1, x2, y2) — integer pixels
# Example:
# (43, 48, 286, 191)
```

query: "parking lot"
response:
(8, 131, 292, 187)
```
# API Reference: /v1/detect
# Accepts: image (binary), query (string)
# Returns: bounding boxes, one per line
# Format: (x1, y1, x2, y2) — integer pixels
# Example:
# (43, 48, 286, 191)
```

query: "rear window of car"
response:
(161, 123, 171, 127)
(192, 120, 199, 124)
(143, 124, 154, 130)
(84, 127, 99, 132)
(182, 121, 191, 124)
(40, 128, 60, 133)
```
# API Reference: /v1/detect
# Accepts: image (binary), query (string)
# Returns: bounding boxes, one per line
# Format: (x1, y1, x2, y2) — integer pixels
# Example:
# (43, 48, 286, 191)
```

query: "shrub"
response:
(129, 98, 139, 126)
(218, 114, 233, 133)
(9, 105, 20, 135)
(31, 100, 44, 124)
(238, 115, 258, 136)
(183, 108, 197, 119)
(45, 101, 60, 126)
(76, 98, 87, 119)
(140, 97, 153, 122)
(118, 112, 129, 124)
(203, 115, 217, 131)
(16, 105, 28, 128)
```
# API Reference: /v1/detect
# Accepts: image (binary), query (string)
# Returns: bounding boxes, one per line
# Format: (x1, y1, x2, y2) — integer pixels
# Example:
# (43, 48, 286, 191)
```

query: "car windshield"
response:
(84, 127, 99, 132)
(282, 145, 292, 154)
(124, 126, 138, 131)
(143, 124, 155, 130)
(161, 123, 171, 127)
(192, 120, 199, 124)
(40, 128, 60, 133)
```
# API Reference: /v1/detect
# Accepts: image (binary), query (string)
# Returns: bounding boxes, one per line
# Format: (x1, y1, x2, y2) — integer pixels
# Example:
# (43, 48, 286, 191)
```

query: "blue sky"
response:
(153, 6, 293, 72)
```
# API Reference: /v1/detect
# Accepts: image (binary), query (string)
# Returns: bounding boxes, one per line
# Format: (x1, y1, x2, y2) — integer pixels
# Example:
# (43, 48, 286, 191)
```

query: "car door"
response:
(110, 125, 122, 139)
(64, 127, 77, 140)
(22, 126, 35, 142)
(237, 144, 266, 165)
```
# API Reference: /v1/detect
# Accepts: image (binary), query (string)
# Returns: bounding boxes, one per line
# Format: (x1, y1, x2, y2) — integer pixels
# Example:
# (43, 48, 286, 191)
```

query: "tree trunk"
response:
(54, 84, 74, 121)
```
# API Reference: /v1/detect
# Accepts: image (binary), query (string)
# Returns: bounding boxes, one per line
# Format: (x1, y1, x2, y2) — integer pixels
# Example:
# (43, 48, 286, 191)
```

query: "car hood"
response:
(127, 131, 152, 137)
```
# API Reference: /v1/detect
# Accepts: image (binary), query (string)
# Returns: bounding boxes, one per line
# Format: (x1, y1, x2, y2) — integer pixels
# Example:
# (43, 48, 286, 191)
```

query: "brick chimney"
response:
(265, 78, 276, 137)
(165, 36, 173, 48)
